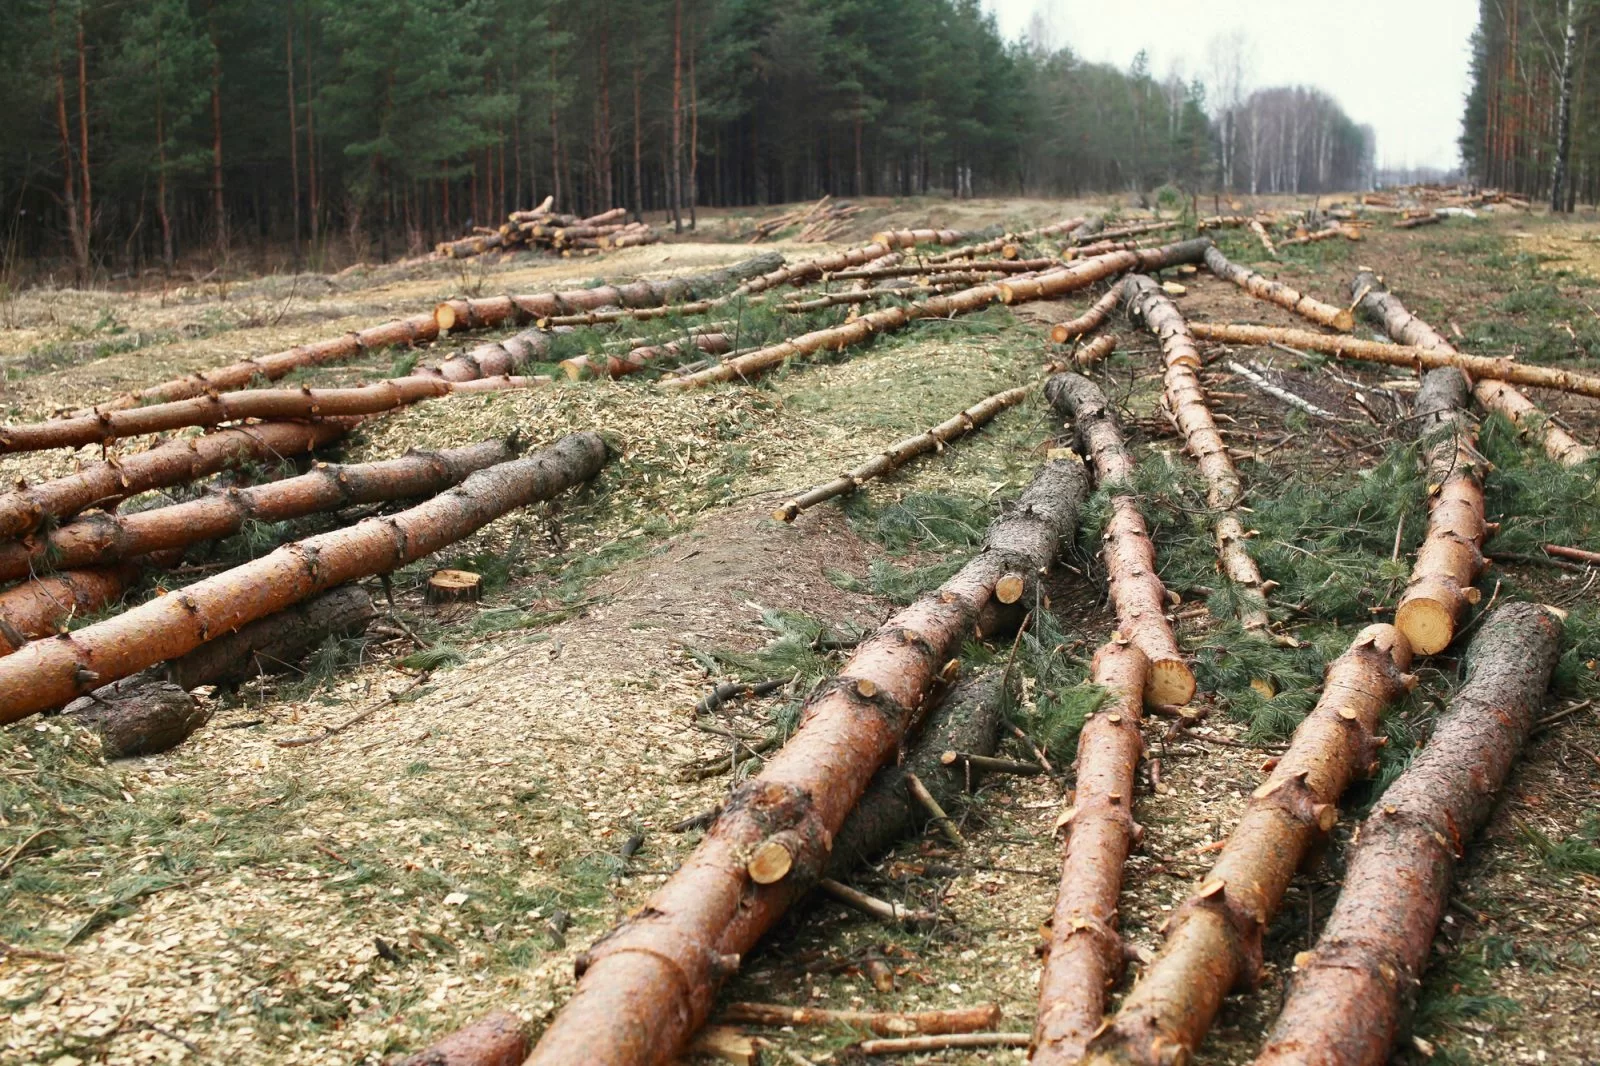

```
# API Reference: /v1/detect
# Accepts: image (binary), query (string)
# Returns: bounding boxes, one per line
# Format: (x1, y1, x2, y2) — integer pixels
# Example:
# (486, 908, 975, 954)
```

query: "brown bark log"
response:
(61, 675, 208, 759)
(2, 376, 543, 455)
(720, 1001, 1000, 1036)
(1203, 246, 1355, 331)
(870, 228, 966, 249)
(1063, 335, 1117, 370)
(1276, 224, 1354, 248)
(1250, 219, 1279, 256)
(779, 283, 958, 312)
(1046, 373, 1193, 705)
(523, 454, 1089, 1066)
(0, 563, 142, 655)
(580, 207, 629, 227)
(1393, 368, 1487, 656)
(860, 1032, 1031, 1055)
(1122, 275, 1270, 631)
(388, 1011, 528, 1066)
(1545, 543, 1600, 565)
(433, 253, 781, 332)
(1254, 603, 1562, 1066)
(169, 584, 374, 688)
(1393, 211, 1442, 229)
(1049, 289, 1122, 344)
(1187, 322, 1600, 400)
(415, 328, 565, 383)
(1033, 638, 1150, 1064)
(1081, 625, 1415, 1066)
(561, 332, 733, 380)
(1066, 238, 1163, 261)
(773, 386, 1029, 522)
(0, 434, 609, 722)
(0, 440, 518, 580)
(1352, 269, 1594, 467)
(0, 420, 349, 540)
(1075, 220, 1181, 244)
(827, 259, 1055, 281)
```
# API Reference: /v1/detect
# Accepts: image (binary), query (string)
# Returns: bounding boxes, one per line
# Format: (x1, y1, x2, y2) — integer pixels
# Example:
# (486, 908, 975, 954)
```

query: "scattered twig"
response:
(856, 1032, 1032, 1055)
(939, 751, 1043, 775)
(1534, 699, 1594, 732)
(904, 771, 965, 847)
(0, 827, 55, 878)
(816, 878, 937, 926)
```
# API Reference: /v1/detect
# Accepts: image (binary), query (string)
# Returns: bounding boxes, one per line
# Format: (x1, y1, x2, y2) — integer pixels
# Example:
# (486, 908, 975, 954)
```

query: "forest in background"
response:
(0, 0, 1374, 280)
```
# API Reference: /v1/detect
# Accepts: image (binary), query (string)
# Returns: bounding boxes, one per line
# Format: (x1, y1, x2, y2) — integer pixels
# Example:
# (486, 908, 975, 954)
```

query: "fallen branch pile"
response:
(744, 194, 864, 243)
(438, 199, 660, 258)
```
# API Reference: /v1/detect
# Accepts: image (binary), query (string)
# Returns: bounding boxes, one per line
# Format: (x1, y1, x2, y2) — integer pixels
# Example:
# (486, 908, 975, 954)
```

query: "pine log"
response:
(1394, 211, 1442, 229)
(0, 439, 519, 581)
(1202, 246, 1354, 331)
(859, 1032, 1031, 1055)
(0, 433, 609, 722)
(1049, 289, 1122, 344)
(1250, 219, 1279, 256)
(1063, 335, 1117, 370)
(0, 376, 543, 455)
(560, 332, 733, 381)
(1122, 276, 1270, 631)
(1066, 238, 1162, 261)
(1255, 603, 1562, 1066)
(0, 563, 143, 655)
(414, 328, 566, 383)
(730, 244, 896, 297)
(1081, 625, 1416, 1066)
(432, 252, 782, 332)
(666, 241, 1214, 392)
(0, 420, 349, 540)
(1030, 216, 1091, 239)
(1046, 373, 1193, 704)
(388, 1011, 528, 1066)
(773, 387, 1029, 522)
(61, 676, 208, 759)
(427, 569, 483, 604)
(1076, 220, 1180, 244)
(1352, 269, 1593, 467)
(780, 283, 955, 312)
(1277, 224, 1354, 247)
(523, 454, 1089, 1066)
(720, 1001, 1000, 1037)
(1186, 322, 1600, 400)
(169, 583, 375, 688)
(1070, 217, 1104, 241)
(870, 228, 966, 249)
(579, 207, 629, 226)
(827, 259, 1055, 281)
(1033, 638, 1150, 1064)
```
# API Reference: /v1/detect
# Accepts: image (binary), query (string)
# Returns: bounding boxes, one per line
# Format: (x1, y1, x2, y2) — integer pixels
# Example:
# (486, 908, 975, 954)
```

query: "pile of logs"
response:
(436, 196, 660, 259)
(745, 194, 865, 243)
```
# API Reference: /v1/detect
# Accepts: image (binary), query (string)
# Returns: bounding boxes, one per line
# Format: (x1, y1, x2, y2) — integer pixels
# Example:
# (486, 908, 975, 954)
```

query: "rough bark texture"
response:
(523, 455, 1090, 1066)
(1255, 603, 1562, 1066)
(388, 1011, 528, 1066)
(0, 376, 541, 454)
(1122, 275, 1270, 631)
(1081, 625, 1415, 1066)
(729, 243, 896, 297)
(1032, 638, 1150, 1065)
(1352, 269, 1595, 468)
(561, 332, 733, 380)
(773, 387, 1029, 523)
(825, 668, 1013, 878)
(0, 420, 349, 540)
(1188, 322, 1600, 401)
(1068, 335, 1117, 369)
(61, 675, 208, 759)
(414, 328, 565, 383)
(433, 252, 781, 331)
(169, 584, 375, 688)
(721, 1001, 1001, 1036)
(0, 434, 608, 722)
(1049, 289, 1122, 344)
(1394, 368, 1487, 656)
(0, 440, 518, 580)
(828, 258, 1055, 281)
(1046, 373, 1193, 705)
(1203, 247, 1354, 331)
(0, 564, 142, 655)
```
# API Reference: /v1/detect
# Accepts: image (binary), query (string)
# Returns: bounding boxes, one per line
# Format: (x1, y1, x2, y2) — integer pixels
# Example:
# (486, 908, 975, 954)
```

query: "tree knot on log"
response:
(726, 780, 832, 890)
(573, 908, 739, 1015)
(1170, 878, 1269, 988)
(808, 674, 912, 731)
(1290, 935, 1416, 997)
(1251, 771, 1339, 835)
(1042, 907, 1125, 980)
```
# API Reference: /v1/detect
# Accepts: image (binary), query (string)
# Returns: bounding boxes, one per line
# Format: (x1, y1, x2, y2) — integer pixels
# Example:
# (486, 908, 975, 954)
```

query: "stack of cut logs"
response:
(436, 195, 660, 259)
(745, 194, 865, 243)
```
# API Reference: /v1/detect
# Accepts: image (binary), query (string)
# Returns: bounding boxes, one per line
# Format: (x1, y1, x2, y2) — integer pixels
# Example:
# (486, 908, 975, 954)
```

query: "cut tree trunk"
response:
(426, 569, 483, 604)
(827, 259, 1055, 282)
(870, 229, 966, 249)
(1063, 335, 1117, 370)
(0, 439, 519, 580)
(1045, 372, 1193, 705)
(0, 563, 144, 655)
(1255, 603, 1563, 1066)
(1393, 368, 1487, 656)
(1186, 322, 1600, 402)
(1049, 289, 1122, 344)
(434, 253, 782, 332)
(61, 676, 208, 759)
(1393, 212, 1442, 229)
(1250, 219, 1278, 256)
(1122, 275, 1270, 631)
(667, 241, 1214, 392)
(0, 420, 349, 540)
(720, 1002, 1000, 1037)
(1081, 624, 1416, 1066)
(1032, 638, 1150, 1064)
(561, 333, 733, 380)
(0, 434, 609, 722)
(1202, 246, 1354, 331)
(414, 328, 565, 383)
(1352, 269, 1594, 467)
(1076, 220, 1180, 244)
(169, 583, 374, 688)
(388, 1011, 528, 1066)
(773, 386, 1029, 523)
(0, 376, 543, 455)
(521, 453, 1089, 1066)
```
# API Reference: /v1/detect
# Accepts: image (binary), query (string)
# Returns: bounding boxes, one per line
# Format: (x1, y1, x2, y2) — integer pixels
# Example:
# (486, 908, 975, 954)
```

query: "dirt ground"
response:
(1, 197, 1598, 1066)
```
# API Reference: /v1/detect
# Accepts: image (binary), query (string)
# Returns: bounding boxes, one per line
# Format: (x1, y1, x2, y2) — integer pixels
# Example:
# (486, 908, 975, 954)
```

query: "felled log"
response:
(389, 1010, 528, 1066)
(0, 439, 519, 580)
(432, 252, 782, 332)
(1352, 269, 1593, 467)
(1255, 603, 1562, 1066)
(1122, 275, 1270, 631)
(0, 563, 144, 655)
(1391, 368, 1486, 656)
(1250, 219, 1279, 256)
(61, 676, 208, 759)
(772, 386, 1029, 523)
(1046, 373, 1193, 704)
(720, 1001, 1000, 1037)
(1076, 220, 1180, 243)
(780, 282, 953, 312)
(0, 433, 609, 722)
(732, 244, 905, 297)
(1049, 289, 1122, 344)
(870, 228, 966, 249)
(1063, 334, 1117, 370)
(1032, 639, 1149, 1064)
(1067, 238, 1164, 261)
(0, 376, 543, 455)
(827, 259, 1055, 281)
(1394, 211, 1443, 229)
(413, 327, 565, 383)
(580, 207, 628, 227)
(0, 420, 349, 540)
(1202, 246, 1354, 331)
(1081, 625, 1415, 1066)
(560, 333, 733, 381)
(522, 454, 1089, 1066)
(1187, 322, 1600, 401)
(1277, 224, 1356, 247)
(1029, 216, 1091, 239)
(169, 584, 375, 688)
(1197, 215, 1252, 230)
(667, 240, 1214, 392)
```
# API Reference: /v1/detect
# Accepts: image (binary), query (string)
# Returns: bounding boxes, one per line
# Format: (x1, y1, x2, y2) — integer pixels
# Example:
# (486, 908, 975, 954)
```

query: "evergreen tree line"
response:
(0, 0, 1373, 279)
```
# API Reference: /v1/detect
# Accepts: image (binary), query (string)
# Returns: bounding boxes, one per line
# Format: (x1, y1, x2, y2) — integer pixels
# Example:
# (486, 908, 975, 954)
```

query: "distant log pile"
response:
(436, 196, 660, 259)
(745, 194, 865, 242)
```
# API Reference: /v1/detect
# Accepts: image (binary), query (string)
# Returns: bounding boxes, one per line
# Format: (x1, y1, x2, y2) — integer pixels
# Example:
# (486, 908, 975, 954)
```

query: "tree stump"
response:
(427, 570, 483, 604)
(62, 677, 210, 759)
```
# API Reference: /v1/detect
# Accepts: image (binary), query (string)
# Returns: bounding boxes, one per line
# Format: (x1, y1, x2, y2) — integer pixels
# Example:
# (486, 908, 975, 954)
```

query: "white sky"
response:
(984, 1, 1479, 171)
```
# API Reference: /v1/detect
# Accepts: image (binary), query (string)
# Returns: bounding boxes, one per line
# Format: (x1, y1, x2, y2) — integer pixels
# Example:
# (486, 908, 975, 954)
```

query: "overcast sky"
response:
(983, 1, 1478, 171)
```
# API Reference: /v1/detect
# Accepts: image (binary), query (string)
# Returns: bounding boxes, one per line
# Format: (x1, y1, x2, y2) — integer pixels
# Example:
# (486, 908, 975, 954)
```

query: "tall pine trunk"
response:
(50, 0, 87, 283)
(688, 24, 698, 226)
(75, 9, 91, 259)
(632, 65, 643, 221)
(286, 1, 301, 258)
(155, 21, 173, 270)
(208, 0, 226, 261)
(302, 0, 318, 248)
(670, 0, 683, 233)
(1552, 0, 1578, 212)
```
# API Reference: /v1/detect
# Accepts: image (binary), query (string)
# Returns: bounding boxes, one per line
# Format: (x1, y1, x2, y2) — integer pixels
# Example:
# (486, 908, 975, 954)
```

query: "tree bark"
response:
(524, 454, 1089, 1066)
(670, 0, 683, 234)
(388, 1011, 527, 1066)
(168, 583, 374, 688)
(773, 387, 1029, 523)
(0, 439, 518, 580)
(416, 328, 564, 383)
(0, 433, 609, 722)
(0, 420, 348, 540)
(62, 676, 207, 759)
(1082, 625, 1415, 1066)
(286, 1, 301, 255)
(720, 1002, 1000, 1037)
(1255, 603, 1562, 1066)
(1202, 246, 1354, 331)
(1046, 373, 1193, 704)
(560, 333, 733, 381)
(51, 0, 88, 283)
(207, 0, 226, 261)
(0, 563, 143, 655)
(74, 8, 91, 260)
(828, 259, 1056, 282)
(1122, 275, 1270, 631)
(1032, 639, 1149, 1064)
(1049, 289, 1122, 344)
